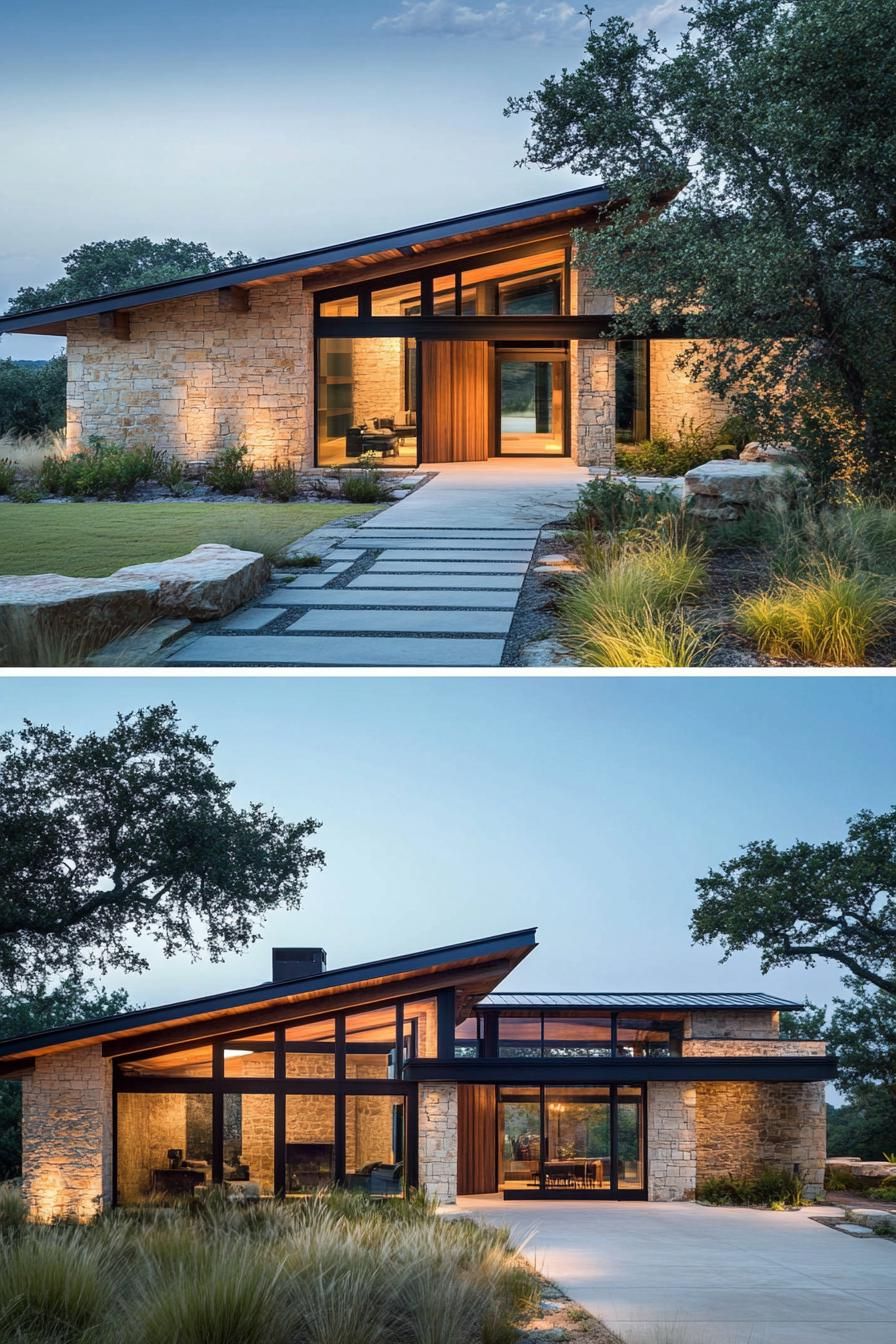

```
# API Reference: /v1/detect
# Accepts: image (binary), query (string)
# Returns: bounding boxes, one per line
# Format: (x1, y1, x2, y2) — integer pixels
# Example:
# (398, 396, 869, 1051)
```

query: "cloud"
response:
(373, 1, 588, 43)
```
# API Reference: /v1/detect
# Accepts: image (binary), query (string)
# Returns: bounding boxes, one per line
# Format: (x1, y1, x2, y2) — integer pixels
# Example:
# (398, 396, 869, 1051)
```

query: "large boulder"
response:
(113, 544, 269, 620)
(0, 573, 159, 665)
(683, 459, 807, 520)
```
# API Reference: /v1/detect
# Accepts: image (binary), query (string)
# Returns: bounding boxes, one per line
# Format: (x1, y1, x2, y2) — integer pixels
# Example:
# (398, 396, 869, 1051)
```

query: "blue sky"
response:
(1, 673, 891, 1022)
(0, 0, 683, 359)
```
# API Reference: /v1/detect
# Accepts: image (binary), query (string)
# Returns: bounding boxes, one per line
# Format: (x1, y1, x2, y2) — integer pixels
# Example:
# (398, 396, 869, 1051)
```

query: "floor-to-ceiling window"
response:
(317, 337, 419, 468)
(114, 1002, 421, 1204)
(497, 1083, 646, 1197)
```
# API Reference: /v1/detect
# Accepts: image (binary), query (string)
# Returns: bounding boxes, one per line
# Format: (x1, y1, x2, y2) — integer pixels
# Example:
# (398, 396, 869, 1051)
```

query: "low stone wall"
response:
(649, 341, 730, 440)
(687, 1010, 779, 1040)
(21, 1046, 113, 1220)
(647, 1080, 697, 1200)
(684, 1039, 826, 1057)
(418, 1081, 458, 1203)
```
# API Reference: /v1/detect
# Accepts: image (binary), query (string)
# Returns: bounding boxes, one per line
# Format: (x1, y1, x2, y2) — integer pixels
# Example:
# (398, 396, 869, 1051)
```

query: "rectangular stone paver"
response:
(279, 573, 342, 587)
(372, 549, 532, 563)
(219, 606, 286, 631)
(357, 527, 539, 537)
(369, 561, 528, 575)
(168, 635, 505, 666)
(287, 609, 513, 634)
(255, 588, 517, 608)
(346, 526, 537, 542)
(350, 573, 524, 590)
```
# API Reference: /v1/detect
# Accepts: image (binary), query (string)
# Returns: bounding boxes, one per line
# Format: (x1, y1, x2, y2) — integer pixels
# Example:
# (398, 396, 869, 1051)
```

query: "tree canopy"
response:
(6, 238, 253, 314)
(508, 0, 896, 494)
(0, 704, 324, 988)
(691, 805, 896, 996)
(0, 355, 66, 437)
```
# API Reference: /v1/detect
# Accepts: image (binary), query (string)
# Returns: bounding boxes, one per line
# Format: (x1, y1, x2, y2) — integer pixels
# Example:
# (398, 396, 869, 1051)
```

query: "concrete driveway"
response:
(453, 1195, 896, 1344)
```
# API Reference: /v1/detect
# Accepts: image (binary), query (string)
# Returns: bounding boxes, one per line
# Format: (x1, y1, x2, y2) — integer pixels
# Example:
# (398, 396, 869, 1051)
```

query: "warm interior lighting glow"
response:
(223, 1048, 252, 1059)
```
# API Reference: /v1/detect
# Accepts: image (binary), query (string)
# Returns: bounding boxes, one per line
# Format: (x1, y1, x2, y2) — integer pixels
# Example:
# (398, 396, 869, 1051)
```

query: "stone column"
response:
(417, 1082, 458, 1204)
(21, 1045, 114, 1221)
(569, 268, 616, 468)
(647, 1080, 697, 1200)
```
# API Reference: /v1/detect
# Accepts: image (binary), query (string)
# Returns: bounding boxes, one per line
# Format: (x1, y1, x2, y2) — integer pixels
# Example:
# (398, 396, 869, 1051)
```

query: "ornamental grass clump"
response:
(560, 531, 710, 667)
(736, 562, 893, 665)
(0, 1228, 121, 1343)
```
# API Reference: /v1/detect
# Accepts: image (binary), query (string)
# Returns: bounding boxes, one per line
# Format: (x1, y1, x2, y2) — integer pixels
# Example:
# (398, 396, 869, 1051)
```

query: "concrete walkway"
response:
(453, 1196, 896, 1344)
(166, 461, 587, 667)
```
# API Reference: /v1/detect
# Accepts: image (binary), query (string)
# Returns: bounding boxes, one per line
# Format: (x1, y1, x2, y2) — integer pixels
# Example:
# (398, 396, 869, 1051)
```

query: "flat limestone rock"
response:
(683, 459, 807, 519)
(114, 544, 269, 620)
(0, 572, 160, 664)
(740, 440, 802, 464)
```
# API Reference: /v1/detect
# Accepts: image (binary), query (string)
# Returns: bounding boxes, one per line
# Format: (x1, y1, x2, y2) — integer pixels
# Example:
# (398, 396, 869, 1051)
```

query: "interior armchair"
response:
(374, 411, 417, 445)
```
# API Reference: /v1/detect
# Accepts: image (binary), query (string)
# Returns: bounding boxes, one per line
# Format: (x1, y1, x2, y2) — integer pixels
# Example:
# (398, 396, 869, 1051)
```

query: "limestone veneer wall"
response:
(66, 277, 314, 466)
(695, 1081, 826, 1197)
(647, 1080, 697, 1200)
(649, 341, 730, 441)
(570, 269, 615, 468)
(687, 1010, 779, 1040)
(22, 1046, 113, 1220)
(418, 1081, 458, 1203)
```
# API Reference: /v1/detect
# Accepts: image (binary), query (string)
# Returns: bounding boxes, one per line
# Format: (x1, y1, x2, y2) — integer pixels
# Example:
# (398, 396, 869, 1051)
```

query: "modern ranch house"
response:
(0, 186, 728, 469)
(0, 929, 834, 1219)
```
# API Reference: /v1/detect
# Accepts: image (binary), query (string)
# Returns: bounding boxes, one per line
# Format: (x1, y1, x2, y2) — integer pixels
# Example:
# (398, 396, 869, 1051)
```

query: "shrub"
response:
(736, 563, 893, 665)
(0, 457, 15, 494)
(341, 468, 393, 504)
(560, 533, 710, 667)
(37, 438, 160, 500)
(205, 442, 256, 494)
(9, 484, 43, 503)
(0, 1231, 113, 1342)
(155, 452, 186, 491)
(824, 1165, 853, 1192)
(568, 475, 681, 534)
(262, 459, 296, 501)
(717, 414, 760, 452)
(697, 1167, 805, 1208)
(867, 1185, 896, 1201)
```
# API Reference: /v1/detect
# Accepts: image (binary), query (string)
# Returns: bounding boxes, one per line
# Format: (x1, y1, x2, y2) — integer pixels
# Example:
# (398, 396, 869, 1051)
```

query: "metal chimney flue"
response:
(272, 947, 327, 982)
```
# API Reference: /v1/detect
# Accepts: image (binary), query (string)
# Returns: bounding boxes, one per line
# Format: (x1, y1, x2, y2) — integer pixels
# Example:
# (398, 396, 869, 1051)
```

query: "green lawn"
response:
(0, 502, 377, 576)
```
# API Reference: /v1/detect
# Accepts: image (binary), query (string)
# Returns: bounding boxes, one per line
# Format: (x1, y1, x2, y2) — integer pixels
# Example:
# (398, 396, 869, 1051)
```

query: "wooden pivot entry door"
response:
(421, 340, 490, 463)
(457, 1083, 497, 1195)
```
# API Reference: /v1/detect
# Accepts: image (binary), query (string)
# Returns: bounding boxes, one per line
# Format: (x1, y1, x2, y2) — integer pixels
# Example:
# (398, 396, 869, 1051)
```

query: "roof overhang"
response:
(403, 1054, 836, 1085)
(0, 183, 623, 337)
(0, 928, 537, 1064)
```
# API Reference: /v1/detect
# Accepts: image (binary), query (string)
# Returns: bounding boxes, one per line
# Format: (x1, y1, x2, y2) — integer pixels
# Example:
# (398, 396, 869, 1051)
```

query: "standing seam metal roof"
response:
(477, 993, 803, 1010)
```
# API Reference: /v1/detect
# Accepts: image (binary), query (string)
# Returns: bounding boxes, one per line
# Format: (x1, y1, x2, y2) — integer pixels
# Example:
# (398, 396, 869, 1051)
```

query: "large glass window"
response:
(224, 1093, 275, 1197)
(498, 1015, 543, 1059)
(285, 1018, 337, 1079)
(497, 355, 566, 456)
(317, 337, 418, 468)
(222, 1033, 276, 1078)
(404, 999, 438, 1058)
(117, 1045, 212, 1077)
(616, 1087, 644, 1190)
(461, 251, 565, 316)
(542, 1016, 612, 1058)
(454, 1014, 480, 1059)
(371, 281, 421, 316)
(498, 1088, 541, 1191)
(544, 1087, 610, 1191)
(285, 1094, 335, 1193)
(615, 1016, 683, 1057)
(345, 1095, 405, 1195)
(116, 1092, 213, 1204)
(616, 339, 649, 442)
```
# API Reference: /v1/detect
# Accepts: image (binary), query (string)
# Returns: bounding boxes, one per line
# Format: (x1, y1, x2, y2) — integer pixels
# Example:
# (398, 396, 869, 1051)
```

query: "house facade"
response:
(0, 930, 833, 1219)
(0, 187, 728, 470)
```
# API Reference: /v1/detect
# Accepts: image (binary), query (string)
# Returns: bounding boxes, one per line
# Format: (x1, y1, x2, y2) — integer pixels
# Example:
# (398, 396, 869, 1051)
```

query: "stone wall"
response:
(21, 1046, 113, 1220)
(684, 1039, 826, 1058)
(695, 1081, 826, 1198)
(66, 277, 314, 466)
(418, 1081, 458, 1203)
(570, 269, 615, 468)
(647, 1080, 696, 1200)
(687, 1010, 779, 1040)
(649, 341, 730, 441)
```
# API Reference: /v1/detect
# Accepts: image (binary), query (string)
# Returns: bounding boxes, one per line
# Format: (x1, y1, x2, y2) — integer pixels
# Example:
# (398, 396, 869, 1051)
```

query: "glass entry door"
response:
(498, 1084, 645, 1197)
(496, 352, 567, 456)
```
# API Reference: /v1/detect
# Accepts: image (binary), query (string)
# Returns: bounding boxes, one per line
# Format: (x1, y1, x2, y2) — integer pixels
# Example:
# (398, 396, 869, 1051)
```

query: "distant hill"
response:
(12, 359, 50, 368)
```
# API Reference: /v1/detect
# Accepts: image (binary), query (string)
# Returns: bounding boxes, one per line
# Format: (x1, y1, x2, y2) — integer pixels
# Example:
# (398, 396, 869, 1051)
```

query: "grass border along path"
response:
(0, 502, 378, 577)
